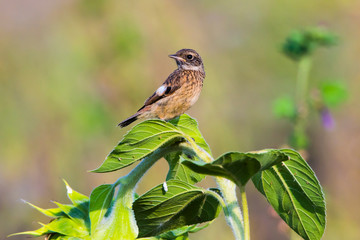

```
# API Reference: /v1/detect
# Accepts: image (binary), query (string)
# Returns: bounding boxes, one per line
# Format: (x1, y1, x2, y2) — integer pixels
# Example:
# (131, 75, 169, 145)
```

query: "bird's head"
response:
(169, 49, 204, 73)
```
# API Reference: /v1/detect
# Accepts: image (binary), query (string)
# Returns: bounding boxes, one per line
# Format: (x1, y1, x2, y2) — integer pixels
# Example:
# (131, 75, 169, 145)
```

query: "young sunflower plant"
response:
(11, 114, 325, 240)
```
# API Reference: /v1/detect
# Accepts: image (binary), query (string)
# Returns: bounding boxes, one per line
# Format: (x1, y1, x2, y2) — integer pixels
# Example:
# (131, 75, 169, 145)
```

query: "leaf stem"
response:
(116, 146, 179, 193)
(180, 139, 245, 240)
(184, 136, 214, 164)
(240, 186, 250, 240)
(107, 145, 183, 239)
(216, 178, 245, 240)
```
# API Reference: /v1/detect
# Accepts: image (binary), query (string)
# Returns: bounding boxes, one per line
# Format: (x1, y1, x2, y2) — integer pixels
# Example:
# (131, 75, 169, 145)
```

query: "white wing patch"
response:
(156, 85, 167, 96)
(162, 182, 168, 192)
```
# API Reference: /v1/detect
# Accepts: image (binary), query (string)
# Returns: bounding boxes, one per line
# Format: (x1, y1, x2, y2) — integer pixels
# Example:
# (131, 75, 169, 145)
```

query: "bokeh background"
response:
(1, 0, 359, 239)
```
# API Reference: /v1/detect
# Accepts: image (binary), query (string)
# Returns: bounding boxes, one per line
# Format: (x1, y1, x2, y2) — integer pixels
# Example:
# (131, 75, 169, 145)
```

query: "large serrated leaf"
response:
(92, 120, 185, 173)
(182, 149, 288, 187)
(133, 179, 221, 238)
(89, 184, 115, 236)
(252, 149, 326, 240)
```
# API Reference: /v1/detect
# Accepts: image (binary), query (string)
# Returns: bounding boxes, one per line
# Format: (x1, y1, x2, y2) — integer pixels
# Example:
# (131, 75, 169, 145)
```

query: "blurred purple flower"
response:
(321, 108, 335, 130)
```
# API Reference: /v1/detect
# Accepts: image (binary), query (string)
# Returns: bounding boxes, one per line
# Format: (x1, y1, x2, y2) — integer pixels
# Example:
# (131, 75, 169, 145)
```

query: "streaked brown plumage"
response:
(118, 49, 205, 128)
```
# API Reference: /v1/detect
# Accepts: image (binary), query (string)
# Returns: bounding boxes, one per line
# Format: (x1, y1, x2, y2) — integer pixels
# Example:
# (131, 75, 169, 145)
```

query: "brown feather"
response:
(138, 70, 182, 111)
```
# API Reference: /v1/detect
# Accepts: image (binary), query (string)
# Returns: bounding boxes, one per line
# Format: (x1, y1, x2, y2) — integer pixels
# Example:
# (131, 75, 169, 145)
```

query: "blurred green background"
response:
(1, 0, 359, 239)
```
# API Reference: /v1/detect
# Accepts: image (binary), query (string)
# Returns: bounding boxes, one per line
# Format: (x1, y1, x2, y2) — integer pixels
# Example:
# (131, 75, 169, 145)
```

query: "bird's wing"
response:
(138, 72, 181, 111)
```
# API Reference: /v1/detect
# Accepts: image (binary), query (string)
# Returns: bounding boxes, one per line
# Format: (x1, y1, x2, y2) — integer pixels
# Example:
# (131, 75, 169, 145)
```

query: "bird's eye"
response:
(186, 54, 193, 60)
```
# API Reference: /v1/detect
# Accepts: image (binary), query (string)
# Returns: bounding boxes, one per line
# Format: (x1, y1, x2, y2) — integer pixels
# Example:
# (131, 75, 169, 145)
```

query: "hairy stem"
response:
(180, 139, 245, 240)
(115, 145, 181, 193)
(240, 186, 250, 240)
(217, 178, 245, 240)
(121, 151, 163, 190)
(109, 145, 181, 238)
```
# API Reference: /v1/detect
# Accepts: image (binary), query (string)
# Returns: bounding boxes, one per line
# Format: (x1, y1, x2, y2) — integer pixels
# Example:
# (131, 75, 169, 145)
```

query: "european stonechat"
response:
(118, 49, 205, 128)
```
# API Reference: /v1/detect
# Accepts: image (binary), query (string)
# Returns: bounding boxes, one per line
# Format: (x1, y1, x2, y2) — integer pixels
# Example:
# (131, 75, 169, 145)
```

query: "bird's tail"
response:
(118, 112, 140, 128)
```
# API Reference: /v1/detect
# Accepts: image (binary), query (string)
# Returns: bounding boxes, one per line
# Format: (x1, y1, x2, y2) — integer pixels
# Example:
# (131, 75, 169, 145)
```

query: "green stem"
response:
(217, 178, 245, 240)
(296, 57, 312, 108)
(108, 145, 181, 239)
(110, 138, 246, 240)
(180, 140, 245, 240)
(115, 146, 179, 194)
(293, 56, 312, 149)
(240, 187, 250, 240)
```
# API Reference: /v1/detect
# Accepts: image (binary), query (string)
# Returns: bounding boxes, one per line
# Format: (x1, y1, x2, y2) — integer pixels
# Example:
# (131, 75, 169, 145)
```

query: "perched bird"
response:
(118, 48, 205, 128)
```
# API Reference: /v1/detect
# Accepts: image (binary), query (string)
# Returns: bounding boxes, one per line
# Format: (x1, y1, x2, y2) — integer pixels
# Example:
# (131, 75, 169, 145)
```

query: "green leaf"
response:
(252, 149, 326, 240)
(92, 120, 185, 173)
(158, 226, 192, 239)
(47, 233, 62, 240)
(53, 202, 88, 229)
(23, 200, 64, 218)
(8, 225, 50, 237)
(157, 223, 212, 239)
(47, 234, 83, 240)
(41, 217, 89, 238)
(165, 152, 204, 184)
(11, 183, 92, 239)
(63, 180, 89, 215)
(133, 179, 221, 238)
(169, 114, 211, 155)
(306, 27, 338, 46)
(319, 80, 348, 107)
(183, 150, 289, 187)
(89, 184, 115, 236)
(272, 96, 296, 119)
(282, 27, 337, 60)
(165, 114, 211, 184)
(92, 114, 210, 173)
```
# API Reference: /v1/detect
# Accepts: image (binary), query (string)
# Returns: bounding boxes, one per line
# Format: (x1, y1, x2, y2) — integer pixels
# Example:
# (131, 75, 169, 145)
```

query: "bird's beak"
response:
(169, 54, 185, 62)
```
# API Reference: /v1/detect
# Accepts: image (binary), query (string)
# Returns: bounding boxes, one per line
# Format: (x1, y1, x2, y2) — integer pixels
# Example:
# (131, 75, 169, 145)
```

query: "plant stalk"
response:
(115, 145, 180, 194)
(240, 186, 250, 240)
(107, 147, 177, 239)
(293, 56, 312, 149)
(217, 178, 245, 240)
(180, 139, 245, 240)
(296, 56, 312, 108)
